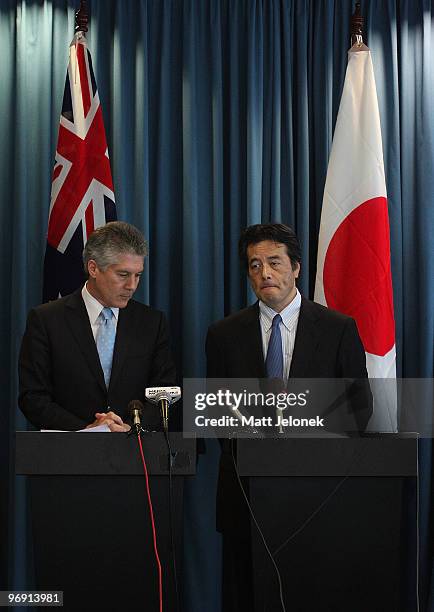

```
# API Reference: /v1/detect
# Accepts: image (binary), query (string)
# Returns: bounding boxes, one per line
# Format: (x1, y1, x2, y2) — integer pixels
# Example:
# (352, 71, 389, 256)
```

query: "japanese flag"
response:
(315, 44, 397, 432)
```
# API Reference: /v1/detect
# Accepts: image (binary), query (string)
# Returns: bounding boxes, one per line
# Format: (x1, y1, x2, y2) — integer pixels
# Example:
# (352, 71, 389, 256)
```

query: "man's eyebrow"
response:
(248, 253, 282, 261)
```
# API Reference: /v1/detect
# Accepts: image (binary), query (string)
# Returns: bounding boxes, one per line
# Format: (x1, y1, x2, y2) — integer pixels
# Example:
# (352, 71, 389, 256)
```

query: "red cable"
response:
(137, 432, 163, 612)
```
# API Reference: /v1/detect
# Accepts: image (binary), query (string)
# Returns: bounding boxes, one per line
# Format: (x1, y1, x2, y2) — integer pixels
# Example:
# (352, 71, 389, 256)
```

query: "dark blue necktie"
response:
(265, 314, 284, 381)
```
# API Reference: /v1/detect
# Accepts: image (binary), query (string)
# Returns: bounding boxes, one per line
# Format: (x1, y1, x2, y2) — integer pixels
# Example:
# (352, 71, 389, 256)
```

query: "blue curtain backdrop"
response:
(0, 1, 433, 610)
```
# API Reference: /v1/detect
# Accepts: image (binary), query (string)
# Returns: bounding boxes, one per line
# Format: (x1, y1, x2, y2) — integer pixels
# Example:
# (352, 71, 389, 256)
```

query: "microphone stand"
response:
(128, 421, 147, 437)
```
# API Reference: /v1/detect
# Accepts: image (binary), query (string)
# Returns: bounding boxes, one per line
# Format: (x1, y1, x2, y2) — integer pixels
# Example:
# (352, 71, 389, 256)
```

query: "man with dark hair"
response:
(19, 221, 176, 431)
(206, 222, 372, 611)
(238, 222, 302, 270)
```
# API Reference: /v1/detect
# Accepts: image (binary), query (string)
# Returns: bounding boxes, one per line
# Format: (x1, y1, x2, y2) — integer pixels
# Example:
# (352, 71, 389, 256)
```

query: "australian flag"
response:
(43, 32, 116, 302)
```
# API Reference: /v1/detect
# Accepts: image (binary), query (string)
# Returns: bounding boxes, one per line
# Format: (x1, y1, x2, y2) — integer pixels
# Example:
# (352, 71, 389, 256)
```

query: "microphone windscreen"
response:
(128, 399, 144, 417)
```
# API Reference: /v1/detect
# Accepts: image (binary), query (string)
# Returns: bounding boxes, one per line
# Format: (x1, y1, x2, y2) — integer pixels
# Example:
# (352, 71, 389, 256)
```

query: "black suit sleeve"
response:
(148, 312, 177, 387)
(336, 318, 369, 378)
(337, 317, 373, 432)
(18, 309, 88, 431)
(144, 311, 179, 431)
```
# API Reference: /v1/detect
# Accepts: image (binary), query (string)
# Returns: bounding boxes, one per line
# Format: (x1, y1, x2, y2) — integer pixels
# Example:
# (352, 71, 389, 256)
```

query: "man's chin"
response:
(116, 296, 132, 308)
(259, 288, 279, 302)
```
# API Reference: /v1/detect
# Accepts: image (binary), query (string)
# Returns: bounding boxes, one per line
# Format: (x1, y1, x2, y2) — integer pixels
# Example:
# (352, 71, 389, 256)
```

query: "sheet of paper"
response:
(40, 424, 111, 433)
(79, 424, 111, 432)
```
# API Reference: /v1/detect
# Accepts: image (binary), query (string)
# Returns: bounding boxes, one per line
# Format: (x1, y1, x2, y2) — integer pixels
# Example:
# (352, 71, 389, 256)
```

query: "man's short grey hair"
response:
(83, 222, 148, 274)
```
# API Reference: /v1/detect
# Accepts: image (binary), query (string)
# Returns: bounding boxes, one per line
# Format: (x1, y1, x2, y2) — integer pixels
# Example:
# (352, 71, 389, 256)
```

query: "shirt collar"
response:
(82, 283, 119, 325)
(259, 288, 301, 332)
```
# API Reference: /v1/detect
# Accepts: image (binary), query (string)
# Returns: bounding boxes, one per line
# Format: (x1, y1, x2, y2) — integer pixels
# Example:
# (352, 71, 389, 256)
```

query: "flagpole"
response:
(75, 0, 89, 35)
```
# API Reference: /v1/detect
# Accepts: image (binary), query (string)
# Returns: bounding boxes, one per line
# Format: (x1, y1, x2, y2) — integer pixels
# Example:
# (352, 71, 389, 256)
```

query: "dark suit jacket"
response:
(18, 289, 177, 431)
(206, 297, 373, 533)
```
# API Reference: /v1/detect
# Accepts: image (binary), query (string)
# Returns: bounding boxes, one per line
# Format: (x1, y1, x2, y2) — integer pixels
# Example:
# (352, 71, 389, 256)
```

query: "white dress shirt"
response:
(259, 288, 302, 382)
(81, 283, 119, 341)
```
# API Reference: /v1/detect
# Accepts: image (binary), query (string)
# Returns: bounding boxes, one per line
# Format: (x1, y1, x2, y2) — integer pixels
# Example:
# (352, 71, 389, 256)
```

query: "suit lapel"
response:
(238, 303, 266, 378)
(64, 290, 106, 392)
(289, 298, 321, 378)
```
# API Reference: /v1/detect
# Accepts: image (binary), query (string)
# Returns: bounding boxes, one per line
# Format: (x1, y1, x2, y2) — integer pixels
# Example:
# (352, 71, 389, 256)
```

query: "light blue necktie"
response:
(265, 314, 284, 381)
(96, 307, 116, 388)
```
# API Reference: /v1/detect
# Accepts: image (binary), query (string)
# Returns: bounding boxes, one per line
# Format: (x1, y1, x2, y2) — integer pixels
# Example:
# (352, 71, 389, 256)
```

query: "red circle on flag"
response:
(323, 197, 395, 356)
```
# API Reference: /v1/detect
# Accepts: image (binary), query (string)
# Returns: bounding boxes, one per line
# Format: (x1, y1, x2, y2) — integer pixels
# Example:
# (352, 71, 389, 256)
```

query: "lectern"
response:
(16, 432, 196, 612)
(237, 434, 418, 612)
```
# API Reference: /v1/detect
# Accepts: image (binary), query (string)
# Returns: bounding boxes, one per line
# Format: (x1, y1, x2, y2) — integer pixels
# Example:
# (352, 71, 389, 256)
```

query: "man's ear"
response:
(293, 262, 301, 278)
(87, 260, 98, 279)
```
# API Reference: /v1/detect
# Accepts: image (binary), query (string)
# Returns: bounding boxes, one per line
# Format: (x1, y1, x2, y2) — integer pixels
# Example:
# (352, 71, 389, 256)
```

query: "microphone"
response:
(228, 403, 264, 437)
(145, 386, 181, 431)
(261, 377, 286, 434)
(128, 399, 144, 434)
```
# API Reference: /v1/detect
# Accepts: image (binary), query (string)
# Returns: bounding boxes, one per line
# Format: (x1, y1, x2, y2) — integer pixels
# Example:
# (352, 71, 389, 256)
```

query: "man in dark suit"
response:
(19, 221, 176, 432)
(206, 223, 372, 611)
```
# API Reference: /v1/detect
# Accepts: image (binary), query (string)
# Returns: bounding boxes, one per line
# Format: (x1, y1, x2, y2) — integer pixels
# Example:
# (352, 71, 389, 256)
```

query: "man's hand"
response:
(86, 411, 131, 432)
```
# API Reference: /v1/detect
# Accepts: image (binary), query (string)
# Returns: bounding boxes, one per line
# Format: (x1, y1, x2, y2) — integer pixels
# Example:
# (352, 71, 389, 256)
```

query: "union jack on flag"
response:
(43, 32, 116, 301)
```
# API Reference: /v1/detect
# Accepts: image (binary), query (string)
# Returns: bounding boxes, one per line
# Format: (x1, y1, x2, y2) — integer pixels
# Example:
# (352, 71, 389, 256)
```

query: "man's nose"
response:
(125, 276, 138, 291)
(261, 263, 272, 279)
